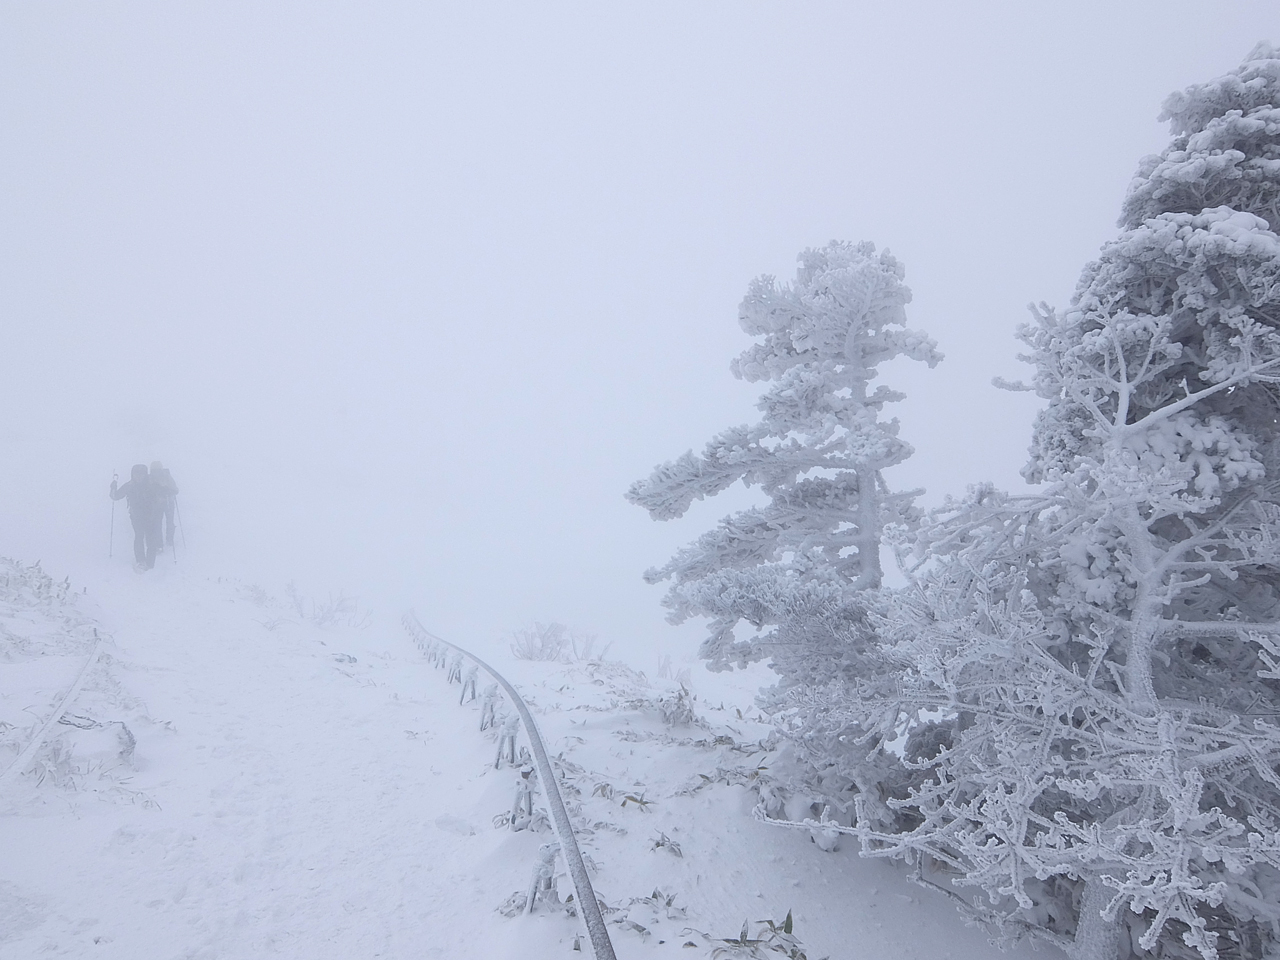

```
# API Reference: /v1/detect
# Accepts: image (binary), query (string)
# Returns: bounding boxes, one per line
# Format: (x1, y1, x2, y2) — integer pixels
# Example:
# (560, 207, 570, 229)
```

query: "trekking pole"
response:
(176, 497, 187, 549)
(109, 472, 118, 559)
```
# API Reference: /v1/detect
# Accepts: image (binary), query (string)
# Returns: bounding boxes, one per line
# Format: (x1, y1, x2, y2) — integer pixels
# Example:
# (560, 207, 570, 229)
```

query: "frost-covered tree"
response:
(627, 241, 940, 678)
(845, 45, 1280, 960)
(1121, 42, 1280, 234)
(628, 241, 941, 834)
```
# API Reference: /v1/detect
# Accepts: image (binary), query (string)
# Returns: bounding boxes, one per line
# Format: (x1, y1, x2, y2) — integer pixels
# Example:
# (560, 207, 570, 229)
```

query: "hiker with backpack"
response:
(149, 460, 179, 551)
(110, 464, 164, 571)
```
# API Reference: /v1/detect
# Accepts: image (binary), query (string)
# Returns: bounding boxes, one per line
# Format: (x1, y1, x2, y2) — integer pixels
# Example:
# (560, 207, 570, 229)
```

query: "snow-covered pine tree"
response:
(628, 241, 940, 829)
(627, 241, 940, 674)
(851, 45, 1280, 960)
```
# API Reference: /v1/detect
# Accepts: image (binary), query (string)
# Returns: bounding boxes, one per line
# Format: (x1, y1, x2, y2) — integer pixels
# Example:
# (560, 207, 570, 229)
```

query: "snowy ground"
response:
(0, 558, 1064, 960)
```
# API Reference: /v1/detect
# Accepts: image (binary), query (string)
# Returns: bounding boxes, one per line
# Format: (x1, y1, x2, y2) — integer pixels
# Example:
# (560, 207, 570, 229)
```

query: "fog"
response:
(2, 4, 1274, 661)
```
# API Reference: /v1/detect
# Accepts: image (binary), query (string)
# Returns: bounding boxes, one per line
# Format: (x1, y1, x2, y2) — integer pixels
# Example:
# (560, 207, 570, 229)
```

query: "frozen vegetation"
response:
(632, 43, 1280, 960)
(5, 39, 1280, 960)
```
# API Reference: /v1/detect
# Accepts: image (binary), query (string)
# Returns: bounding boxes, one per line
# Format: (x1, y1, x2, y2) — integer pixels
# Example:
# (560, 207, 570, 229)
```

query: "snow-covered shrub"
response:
(284, 582, 372, 629)
(697, 911, 827, 960)
(656, 654, 692, 687)
(509, 621, 571, 660)
(508, 621, 603, 662)
(616, 683, 706, 730)
(652, 685, 696, 727)
(0, 559, 94, 662)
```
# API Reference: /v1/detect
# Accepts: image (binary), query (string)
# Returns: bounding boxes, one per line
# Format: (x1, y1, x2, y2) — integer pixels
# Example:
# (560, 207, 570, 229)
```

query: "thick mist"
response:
(2, 4, 1273, 662)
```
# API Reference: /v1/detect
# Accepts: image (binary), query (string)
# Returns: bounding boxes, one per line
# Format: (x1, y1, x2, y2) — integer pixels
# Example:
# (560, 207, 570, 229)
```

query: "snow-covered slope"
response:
(0, 560, 1063, 960)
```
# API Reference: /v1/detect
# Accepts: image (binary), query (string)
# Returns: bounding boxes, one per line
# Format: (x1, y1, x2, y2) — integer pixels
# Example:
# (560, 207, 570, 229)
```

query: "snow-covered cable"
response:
(401, 613, 617, 960)
(0, 635, 105, 792)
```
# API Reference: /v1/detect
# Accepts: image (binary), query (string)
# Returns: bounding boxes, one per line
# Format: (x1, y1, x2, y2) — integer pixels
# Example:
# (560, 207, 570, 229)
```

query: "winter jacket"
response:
(151, 468, 179, 500)
(111, 478, 164, 521)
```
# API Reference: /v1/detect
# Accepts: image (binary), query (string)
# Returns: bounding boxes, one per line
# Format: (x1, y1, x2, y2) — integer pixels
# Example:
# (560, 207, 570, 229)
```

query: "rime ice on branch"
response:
(627, 240, 940, 672)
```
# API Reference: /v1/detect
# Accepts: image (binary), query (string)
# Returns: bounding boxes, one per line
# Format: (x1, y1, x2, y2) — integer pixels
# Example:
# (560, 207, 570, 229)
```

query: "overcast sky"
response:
(2, 4, 1275, 662)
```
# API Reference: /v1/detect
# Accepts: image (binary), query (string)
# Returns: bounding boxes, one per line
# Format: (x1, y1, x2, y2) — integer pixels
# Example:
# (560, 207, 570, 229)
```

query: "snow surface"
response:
(1, 559, 1064, 960)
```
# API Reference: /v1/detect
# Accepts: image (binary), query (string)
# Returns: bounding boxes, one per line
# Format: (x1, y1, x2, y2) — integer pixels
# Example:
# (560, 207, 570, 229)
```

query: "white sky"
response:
(2, 4, 1276, 661)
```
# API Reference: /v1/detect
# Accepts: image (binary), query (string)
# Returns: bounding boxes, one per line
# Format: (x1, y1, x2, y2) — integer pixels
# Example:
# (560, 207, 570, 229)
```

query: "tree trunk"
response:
(1070, 880, 1124, 960)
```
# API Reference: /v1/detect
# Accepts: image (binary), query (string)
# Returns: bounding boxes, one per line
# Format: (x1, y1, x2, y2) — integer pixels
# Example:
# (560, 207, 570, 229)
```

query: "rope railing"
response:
(0, 633, 106, 792)
(401, 612, 618, 960)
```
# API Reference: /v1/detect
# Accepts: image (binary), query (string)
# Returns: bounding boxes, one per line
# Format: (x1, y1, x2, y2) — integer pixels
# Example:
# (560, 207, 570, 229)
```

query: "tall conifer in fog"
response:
(628, 241, 941, 819)
(628, 240, 940, 672)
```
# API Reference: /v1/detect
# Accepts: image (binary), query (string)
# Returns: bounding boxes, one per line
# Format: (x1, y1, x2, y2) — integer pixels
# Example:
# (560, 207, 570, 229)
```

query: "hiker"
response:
(110, 464, 164, 570)
(150, 461, 179, 550)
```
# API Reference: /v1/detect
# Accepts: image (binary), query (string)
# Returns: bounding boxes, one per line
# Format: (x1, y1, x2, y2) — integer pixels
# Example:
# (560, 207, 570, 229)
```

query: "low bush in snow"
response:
(509, 621, 604, 662)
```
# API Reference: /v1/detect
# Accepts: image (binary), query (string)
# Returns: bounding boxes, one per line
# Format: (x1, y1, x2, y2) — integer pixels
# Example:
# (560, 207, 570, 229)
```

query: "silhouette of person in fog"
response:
(150, 461, 179, 550)
(110, 464, 163, 570)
